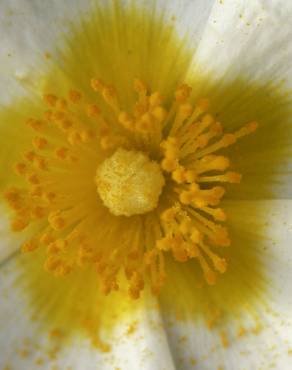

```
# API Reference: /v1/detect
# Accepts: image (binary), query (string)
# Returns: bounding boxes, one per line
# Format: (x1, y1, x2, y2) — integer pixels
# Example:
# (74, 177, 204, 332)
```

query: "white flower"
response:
(0, 1, 292, 369)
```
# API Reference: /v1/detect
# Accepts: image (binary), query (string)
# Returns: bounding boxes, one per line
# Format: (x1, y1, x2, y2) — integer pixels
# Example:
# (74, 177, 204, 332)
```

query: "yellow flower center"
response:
(96, 148, 165, 216)
(4, 77, 258, 298)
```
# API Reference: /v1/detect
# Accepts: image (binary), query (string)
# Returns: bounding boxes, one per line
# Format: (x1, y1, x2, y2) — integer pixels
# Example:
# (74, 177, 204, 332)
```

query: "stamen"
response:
(4, 78, 258, 296)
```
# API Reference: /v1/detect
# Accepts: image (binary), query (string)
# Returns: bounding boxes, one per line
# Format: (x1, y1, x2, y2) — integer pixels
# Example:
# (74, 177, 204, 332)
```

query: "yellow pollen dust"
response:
(96, 148, 165, 216)
(4, 77, 258, 298)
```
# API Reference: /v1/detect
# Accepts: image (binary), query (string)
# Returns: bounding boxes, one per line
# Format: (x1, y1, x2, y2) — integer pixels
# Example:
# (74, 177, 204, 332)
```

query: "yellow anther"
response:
(118, 111, 135, 130)
(172, 166, 186, 183)
(27, 173, 40, 185)
(58, 119, 73, 131)
(11, 218, 29, 232)
(205, 270, 217, 285)
(135, 112, 154, 132)
(67, 130, 82, 146)
(25, 118, 44, 131)
(134, 101, 147, 117)
(43, 110, 53, 121)
(149, 92, 163, 107)
(152, 106, 167, 122)
(22, 239, 38, 253)
(31, 206, 46, 219)
(213, 122, 223, 134)
(102, 85, 119, 109)
(185, 170, 197, 183)
(48, 212, 66, 230)
(129, 271, 144, 299)
(175, 84, 192, 102)
(211, 227, 231, 247)
(43, 191, 56, 204)
(161, 137, 180, 159)
(69, 89, 82, 103)
(52, 111, 66, 122)
(179, 191, 193, 205)
(144, 249, 158, 265)
(226, 172, 242, 183)
(172, 245, 188, 262)
(91, 77, 105, 92)
(24, 150, 36, 162)
(179, 103, 193, 118)
(55, 264, 72, 277)
(190, 228, 201, 243)
(202, 207, 227, 221)
(187, 243, 199, 258)
(161, 157, 177, 172)
(86, 103, 100, 117)
(214, 257, 227, 273)
(190, 183, 200, 192)
(100, 135, 117, 150)
(14, 162, 27, 176)
(160, 137, 178, 150)
(179, 218, 192, 234)
(47, 242, 60, 254)
(43, 94, 57, 107)
(235, 121, 258, 139)
(202, 114, 214, 126)
(44, 256, 61, 272)
(165, 147, 180, 161)
(56, 98, 68, 110)
(161, 207, 177, 222)
(210, 156, 230, 171)
(56, 239, 69, 250)
(222, 134, 237, 146)
(4, 188, 22, 209)
(214, 209, 226, 221)
(34, 156, 47, 171)
(33, 137, 48, 150)
(55, 146, 69, 159)
(40, 232, 55, 245)
(133, 78, 147, 94)
(156, 238, 171, 251)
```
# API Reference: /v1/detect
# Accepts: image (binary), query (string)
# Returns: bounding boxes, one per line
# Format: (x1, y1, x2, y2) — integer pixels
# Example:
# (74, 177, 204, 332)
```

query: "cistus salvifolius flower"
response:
(1, 1, 292, 369)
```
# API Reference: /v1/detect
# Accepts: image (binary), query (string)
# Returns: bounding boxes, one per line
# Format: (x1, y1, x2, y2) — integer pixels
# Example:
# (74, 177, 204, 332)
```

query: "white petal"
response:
(0, 258, 175, 369)
(162, 200, 292, 369)
(0, 0, 93, 104)
(146, 0, 215, 40)
(191, 0, 292, 86)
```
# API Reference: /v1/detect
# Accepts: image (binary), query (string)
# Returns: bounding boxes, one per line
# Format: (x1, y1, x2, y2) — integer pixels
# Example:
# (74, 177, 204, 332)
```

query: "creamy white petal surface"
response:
(0, 259, 176, 369)
(163, 200, 292, 369)
(0, 0, 96, 105)
(192, 0, 292, 85)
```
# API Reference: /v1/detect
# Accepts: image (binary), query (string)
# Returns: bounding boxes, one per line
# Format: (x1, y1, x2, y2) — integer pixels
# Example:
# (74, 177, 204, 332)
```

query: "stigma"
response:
(4, 76, 258, 298)
(96, 148, 164, 216)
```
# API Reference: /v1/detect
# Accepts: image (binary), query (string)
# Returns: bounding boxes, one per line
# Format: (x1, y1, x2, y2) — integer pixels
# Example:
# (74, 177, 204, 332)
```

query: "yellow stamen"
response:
(5, 78, 257, 296)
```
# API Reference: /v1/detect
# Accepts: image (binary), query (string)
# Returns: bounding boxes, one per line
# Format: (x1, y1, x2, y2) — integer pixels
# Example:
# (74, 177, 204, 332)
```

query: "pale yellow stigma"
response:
(96, 148, 165, 216)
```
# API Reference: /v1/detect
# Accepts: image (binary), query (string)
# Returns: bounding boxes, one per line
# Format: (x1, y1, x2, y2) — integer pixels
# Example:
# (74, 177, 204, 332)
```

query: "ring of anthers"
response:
(4, 77, 257, 299)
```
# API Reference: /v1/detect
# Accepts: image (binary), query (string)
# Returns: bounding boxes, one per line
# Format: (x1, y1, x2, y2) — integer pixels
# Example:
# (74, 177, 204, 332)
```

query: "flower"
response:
(0, 0, 292, 369)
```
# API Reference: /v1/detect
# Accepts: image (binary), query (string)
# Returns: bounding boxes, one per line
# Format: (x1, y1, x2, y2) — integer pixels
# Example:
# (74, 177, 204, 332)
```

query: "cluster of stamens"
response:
(4, 77, 257, 298)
